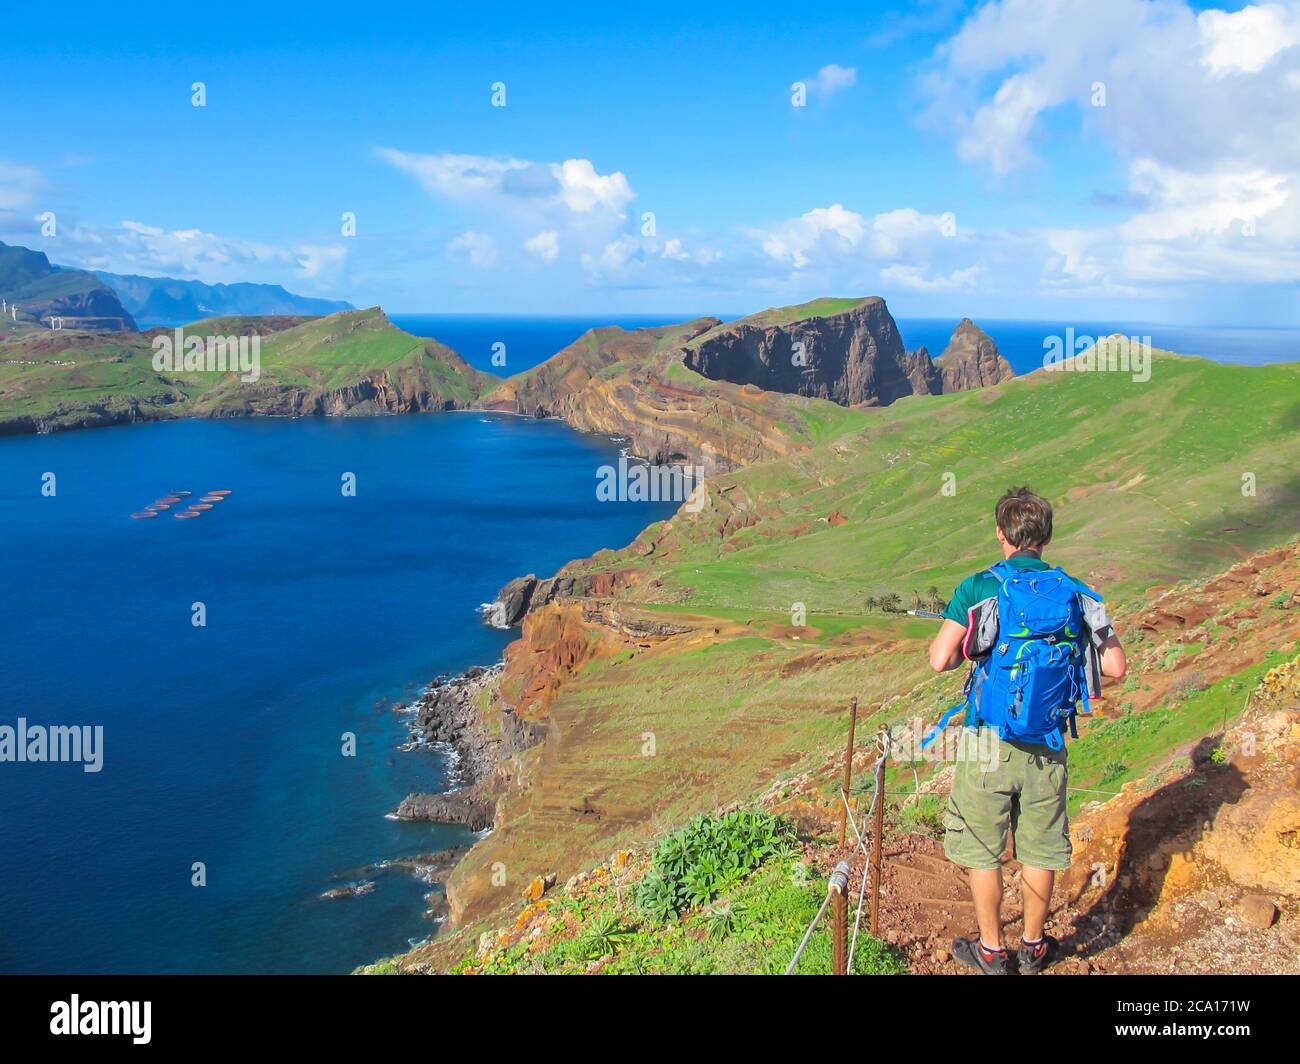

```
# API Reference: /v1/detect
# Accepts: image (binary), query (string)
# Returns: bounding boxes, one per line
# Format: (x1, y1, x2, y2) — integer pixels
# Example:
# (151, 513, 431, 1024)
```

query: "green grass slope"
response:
(687, 296, 874, 346)
(578, 345, 1300, 609)
(0, 308, 497, 432)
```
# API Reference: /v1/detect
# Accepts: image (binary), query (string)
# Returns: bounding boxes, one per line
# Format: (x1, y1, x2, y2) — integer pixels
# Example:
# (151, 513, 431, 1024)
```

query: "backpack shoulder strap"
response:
(987, 561, 1014, 584)
(920, 665, 978, 751)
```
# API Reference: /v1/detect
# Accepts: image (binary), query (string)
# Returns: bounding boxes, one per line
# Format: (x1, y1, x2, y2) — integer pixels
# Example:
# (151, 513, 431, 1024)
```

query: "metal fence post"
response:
(838, 696, 859, 848)
(830, 860, 851, 975)
(870, 726, 887, 936)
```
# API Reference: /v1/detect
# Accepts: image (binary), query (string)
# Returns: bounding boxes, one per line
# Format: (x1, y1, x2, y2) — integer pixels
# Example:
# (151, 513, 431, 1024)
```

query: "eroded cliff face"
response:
(482, 318, 803, 474)
(499, 603, 624, 720)
(443, 599, 698, 926)
(494, 568, 648, 627)
(683, 297, 939, 406)
(197, 362, 476, 418)
(934, 318, 1015, 391)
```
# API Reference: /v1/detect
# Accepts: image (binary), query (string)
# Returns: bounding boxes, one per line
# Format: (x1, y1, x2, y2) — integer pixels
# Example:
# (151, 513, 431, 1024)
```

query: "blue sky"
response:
(3, 0, 1298, 322)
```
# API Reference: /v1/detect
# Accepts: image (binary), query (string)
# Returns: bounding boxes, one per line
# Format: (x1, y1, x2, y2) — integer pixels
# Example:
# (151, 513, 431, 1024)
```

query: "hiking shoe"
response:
(1017, 935, 1059, 974)
(952, 935, 1010, 974)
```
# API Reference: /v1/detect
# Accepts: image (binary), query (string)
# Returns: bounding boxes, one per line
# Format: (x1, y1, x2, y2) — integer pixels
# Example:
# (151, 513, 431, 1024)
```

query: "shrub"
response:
(1100, 758, 1128, 784)
(1166, 670, 1207, 704)
(574, 911, 634, 961)
(701, 898, 751, 942)
(635, 810, 796, 922)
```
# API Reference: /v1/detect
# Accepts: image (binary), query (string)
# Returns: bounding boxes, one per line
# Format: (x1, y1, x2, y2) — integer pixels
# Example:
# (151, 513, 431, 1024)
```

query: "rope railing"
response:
(784, 861, 851, 974)
(786, 716, 894, 976)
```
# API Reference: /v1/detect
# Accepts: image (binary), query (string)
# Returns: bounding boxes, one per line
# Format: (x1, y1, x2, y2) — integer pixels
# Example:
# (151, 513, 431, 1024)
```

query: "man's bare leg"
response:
(969, 867, 1004, 948)
(1020, 866, 1054, 942)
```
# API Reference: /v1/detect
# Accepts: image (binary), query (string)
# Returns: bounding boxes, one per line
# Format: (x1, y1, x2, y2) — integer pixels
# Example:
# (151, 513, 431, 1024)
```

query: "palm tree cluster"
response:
(864, 587, 947, 614)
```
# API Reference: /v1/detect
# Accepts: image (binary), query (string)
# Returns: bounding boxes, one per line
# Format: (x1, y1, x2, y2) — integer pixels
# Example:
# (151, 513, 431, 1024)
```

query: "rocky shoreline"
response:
(392, 662, 548, 832)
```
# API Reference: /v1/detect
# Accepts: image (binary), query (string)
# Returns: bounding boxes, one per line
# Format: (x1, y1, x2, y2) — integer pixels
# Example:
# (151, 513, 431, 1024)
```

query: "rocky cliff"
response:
(196, 362, 475, 418)
(480, 318, 804, 474)
(481, 298, 1011, 483)
(682, 297, 940, 406)
(934, 318, 1015, 391)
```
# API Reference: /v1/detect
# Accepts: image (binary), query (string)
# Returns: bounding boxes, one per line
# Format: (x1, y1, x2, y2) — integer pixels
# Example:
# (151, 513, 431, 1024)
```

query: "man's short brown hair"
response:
(996, 487, 1053, 549)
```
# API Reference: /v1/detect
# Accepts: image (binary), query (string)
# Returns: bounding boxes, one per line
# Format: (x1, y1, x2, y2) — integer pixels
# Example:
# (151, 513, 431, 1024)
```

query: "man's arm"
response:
(929, 619, 967, 672)
(1098, 631, 1127, 680)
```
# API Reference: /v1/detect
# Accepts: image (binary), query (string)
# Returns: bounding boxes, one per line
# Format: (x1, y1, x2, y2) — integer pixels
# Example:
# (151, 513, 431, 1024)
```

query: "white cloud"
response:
(376, 148, 633, 221)
(660, 237, 720, 265)
(1199, 3, 1300, 76)
(379, 146, 730, 289)
(581, 235, 641, 275)
(879, 263, 980, 290)
(924, 0, 1300, 291)
(524, 230, 560, 263)
(552, 158, 634, 215)
(447, 230, 497, 269)
(805, 63, 858, 99)
(295, 244, 348, 279)
(20, 218, 349, 289)
(759, 204, 868, 268)
(661, 238, 689, 261)
(757, 204, 959, 270)
(926, 1, 1300, 176)
(1119, 160, 1289, 241)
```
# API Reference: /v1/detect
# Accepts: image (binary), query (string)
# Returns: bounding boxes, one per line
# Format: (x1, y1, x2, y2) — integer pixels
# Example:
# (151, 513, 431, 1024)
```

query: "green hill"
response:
(581, 345, 1299, 606)
(0, 307, 497, 434)
(0, 240, 137, 330)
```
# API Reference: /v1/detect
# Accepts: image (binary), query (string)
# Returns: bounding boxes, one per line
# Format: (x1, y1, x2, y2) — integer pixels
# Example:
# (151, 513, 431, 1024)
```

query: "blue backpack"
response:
(923, 561, 1101, 751)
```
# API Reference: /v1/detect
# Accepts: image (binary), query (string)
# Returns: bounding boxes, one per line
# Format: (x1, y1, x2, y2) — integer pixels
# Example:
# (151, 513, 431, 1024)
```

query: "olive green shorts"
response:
(943, 729, 1072, 872)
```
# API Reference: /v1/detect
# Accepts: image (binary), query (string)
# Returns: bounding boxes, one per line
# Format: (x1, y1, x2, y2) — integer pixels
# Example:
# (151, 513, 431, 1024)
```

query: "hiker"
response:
(926, 487, 1127, 974)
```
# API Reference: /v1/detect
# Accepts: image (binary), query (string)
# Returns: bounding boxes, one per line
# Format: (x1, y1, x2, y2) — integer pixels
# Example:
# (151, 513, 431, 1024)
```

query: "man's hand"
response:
(929, 619, 967, 672)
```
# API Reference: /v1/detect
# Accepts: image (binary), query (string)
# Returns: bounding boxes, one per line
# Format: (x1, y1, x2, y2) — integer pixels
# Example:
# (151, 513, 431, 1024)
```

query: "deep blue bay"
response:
(0, 413, 677, 973)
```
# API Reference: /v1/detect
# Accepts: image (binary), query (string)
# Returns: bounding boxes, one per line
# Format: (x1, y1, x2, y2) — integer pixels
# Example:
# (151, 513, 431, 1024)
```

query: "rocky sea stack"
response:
(934, 318, 1016, 391)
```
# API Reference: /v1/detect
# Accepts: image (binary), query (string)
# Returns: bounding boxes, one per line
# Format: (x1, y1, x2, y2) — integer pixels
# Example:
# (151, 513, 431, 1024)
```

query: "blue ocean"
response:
(0, 412, 677, 973)
(2, 314, 1295, 975)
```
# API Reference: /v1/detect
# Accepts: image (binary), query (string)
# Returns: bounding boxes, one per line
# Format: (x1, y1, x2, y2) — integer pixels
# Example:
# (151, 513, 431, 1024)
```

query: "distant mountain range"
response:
(0, 239, 352, 331)
(0, 241, 137, 330)
(91, 270, 353, 325)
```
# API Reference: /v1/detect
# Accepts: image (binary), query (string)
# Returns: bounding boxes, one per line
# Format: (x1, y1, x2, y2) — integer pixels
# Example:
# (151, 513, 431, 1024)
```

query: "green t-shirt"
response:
(941, 553, 1051, 625)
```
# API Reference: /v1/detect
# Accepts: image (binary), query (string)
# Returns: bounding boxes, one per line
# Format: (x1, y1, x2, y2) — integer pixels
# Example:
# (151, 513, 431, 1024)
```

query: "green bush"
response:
(1100, 758, 1128, 784)
(635, 810, 796, 922)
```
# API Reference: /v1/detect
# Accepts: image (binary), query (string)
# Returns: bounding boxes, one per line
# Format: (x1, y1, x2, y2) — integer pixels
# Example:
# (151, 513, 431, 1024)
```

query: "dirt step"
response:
(885, 858, 948, 878)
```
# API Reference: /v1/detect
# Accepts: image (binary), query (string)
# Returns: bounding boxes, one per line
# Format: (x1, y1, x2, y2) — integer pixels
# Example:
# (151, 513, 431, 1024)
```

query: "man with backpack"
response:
(926, 487, 1127, 974)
